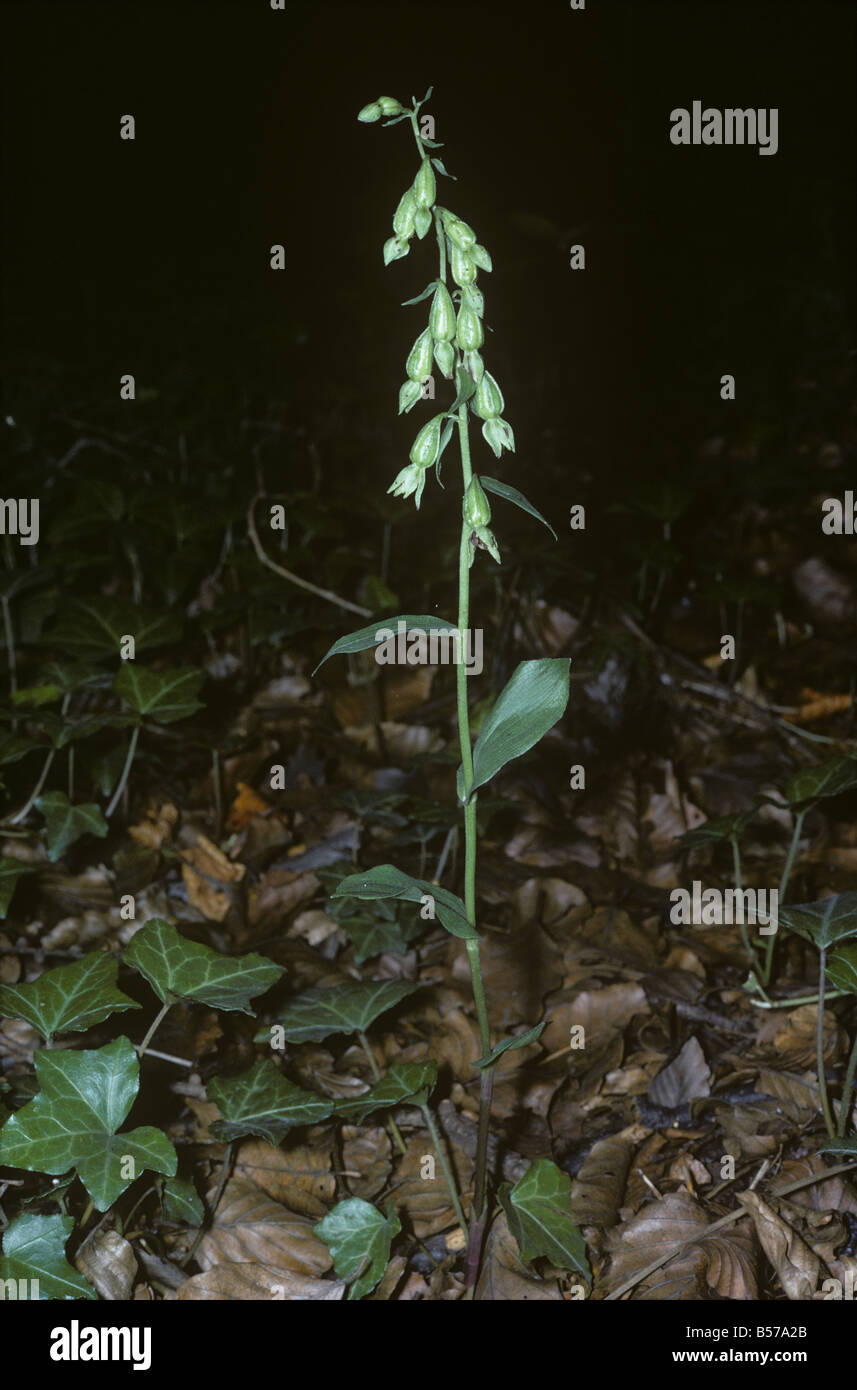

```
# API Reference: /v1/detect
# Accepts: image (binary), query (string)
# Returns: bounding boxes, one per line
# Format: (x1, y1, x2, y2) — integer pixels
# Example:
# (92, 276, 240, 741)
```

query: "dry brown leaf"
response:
(393, 1136, 473, 1238)
(476, 1210, 565, 1301)
(74, 1228, 137, 1300)
(738, 1190, 820, 1300)
(572, 1135, 635, 1227)
(606, 1191, 757, 1300)
(562, 906, 662, 970)
(248, 869, 320, 929)
(342, 1126, 392, 1201)
(232, 1138, 335, 1218)
(128, 801, 178, 849)
(648, 1036, 712, 1109)
(180, 833, 246, 884)
(755, 1067, 820, 1122)
(542, 983, 649, 1057)
(225, 782, 272, 831)
(770, 1004, 842, 1069)
(777, 1155, 857, 1220)
(198, 1177, 332, 1276)
(181, 864, 231, 922)
(178, 1262, 344, 1301)
(366, 1254, 408, 1300)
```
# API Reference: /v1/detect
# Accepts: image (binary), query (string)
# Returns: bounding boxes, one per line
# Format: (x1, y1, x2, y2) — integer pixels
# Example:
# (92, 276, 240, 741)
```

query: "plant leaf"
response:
(124, 918, 284, 1014)
(35, 791, 108, 863)
(401, 281, 439, 307)
(314, 1198, 401, 1300)
(253, 980, 419, 1044)
(335, 1060, 438, 1123)
(474, 1022, 546, 1070)
(0, 1213, 96, 1300)
(826, 943, 857, 996)
(498, 1158, 590, 1280)
(677, 808, 758, 847)
(481, 478, 558, 540)
(45, 598, 182, 658)
(786, 755, 857, 808)
(0, 950, 141, 1041)
(0, 857, 38, 918)
(0, 732, 38, 766)
(311, 615, 456, 676)
(779, 893, 857, 950)
(339, 911, 423, 963)
(0, 1037, 177, 1211)
(162, 1176, 204, 1225)
(463, 659, 570, 801)
(113, 665, 206, 724)
(208, 1059, 333, 1144)
(817, 1137, 857, 1156)
(450, 365, 477, 410)
(331, 863, 476, 939)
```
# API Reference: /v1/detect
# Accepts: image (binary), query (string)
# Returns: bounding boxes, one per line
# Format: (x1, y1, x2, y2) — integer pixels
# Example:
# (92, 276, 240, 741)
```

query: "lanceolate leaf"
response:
(336, 1061, 438, 1123)
(461, 659, 570, 801)
(254, 980, 419, 1045)
(124, 918, 284, 1014)
(474, 1022, 546, 1070)
(0, 1213, 96, 1300)
(0, 857, 38, 919)
(315, 1198, 401, 1300)
(0, 1037, 177, 1211)
(481, 477, 558, 540)
(35, 792, 108, 863)
(779, 893, 857, 951)
(499, 1158, 590, 1281)
(332, 863, 476, 939)
(0, 950, 141, 1042)
(678, 808, 758, 848)
(818, 1137, 857, 1157)
(208, 1059, 333, 1144)
(786, 755, 857, 809)
(113, 665, 206, 724)
(826, 943, 857, 996)
(312, 615, 456, 676)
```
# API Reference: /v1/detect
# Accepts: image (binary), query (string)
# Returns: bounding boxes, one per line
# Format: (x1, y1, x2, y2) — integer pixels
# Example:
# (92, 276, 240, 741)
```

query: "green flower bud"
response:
(398, 379, 424, 415)
(449, 242, 477, 287)
(462, 284, 484, 318)
(429, 283, 456, 341)
(383, 235, 410, 266)
(377, 96, 403, 116)
(433, 339, 455, 379)
(443, 214, 477, 250)
(463, 476, 491, 528)
(455, 300, 483, 352)
(393, 189, 417, 238)
(464, 349, 485, 383)
(414, 206, 433, 239)
(388, 462, 429, 509)
(409, 413, 444, 467)
(482, 417, 515, 458)
(406, 327, 434, 382)
(358, 101, 382, 123)
(470, 243, 493, 272)
(468, 524, 501, 567)
(414, 158, 436, 209)
(472, 371, 504, 421)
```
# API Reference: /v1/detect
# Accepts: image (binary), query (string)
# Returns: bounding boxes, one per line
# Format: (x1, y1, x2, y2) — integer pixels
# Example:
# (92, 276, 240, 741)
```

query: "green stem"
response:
(750, 989, 847, 1010)
(137, 1001, 171, 1059)
(419, 1103, 468, 1238)
(182, 1140, 235, 1268)
(358, 1032, 407, 1157)
(762, 806, 805, 987)
(817, 947, 836, 1138)
(2, 595, 17, 724)
(106, 724, 140, 818)
(730, 836, 756, 969)
(837, 1027, 857, 1139)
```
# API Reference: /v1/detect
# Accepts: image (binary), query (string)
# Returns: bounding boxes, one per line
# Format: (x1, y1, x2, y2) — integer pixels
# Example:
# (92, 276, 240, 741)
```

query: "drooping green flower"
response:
(482, 418, 515, 458)
(357, 101, 382, 123)
(388, 462, 430, 509)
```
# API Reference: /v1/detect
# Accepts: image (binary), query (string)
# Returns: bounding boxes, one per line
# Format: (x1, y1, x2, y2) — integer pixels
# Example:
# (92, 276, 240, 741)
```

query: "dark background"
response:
(2, 0, 855, 529)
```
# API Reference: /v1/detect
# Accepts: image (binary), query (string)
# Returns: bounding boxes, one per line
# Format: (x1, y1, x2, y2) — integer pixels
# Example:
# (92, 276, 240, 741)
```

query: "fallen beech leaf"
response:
(178, 1261, 344, 1300)
(342, 1126, 392, 1201)
(606, 1191, 757, 1300)
(572, 1135, 635, 1227)
(197, 1177, 332, 1276)
(181, 863, 231, 922)
(74, 1227, 137, 1301)
(476, 1210, 564, 1301)
(232, 1137, 335, 1218)
(648, 1036, 712, 1109)
(393, 1136, 473, 1238)
(737, 1190, 820, 1300)
(226, 782, 272, 832)
(128, 802, 178, 850)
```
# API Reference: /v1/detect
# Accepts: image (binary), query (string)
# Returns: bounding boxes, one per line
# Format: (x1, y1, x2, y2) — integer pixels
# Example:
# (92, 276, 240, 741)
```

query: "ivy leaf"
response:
(331, 863, 476, 940)
(0, 950, 141, 1042)
(499, 1158, 590, 1281)
(315, 1198, 401, 1300)
(677, 808, 758, 847)
(124, 918, 284, 1015)
(480, 478, 558, 540)
(0, 732, 37, 766)
(0, 857, 38, 918)
(161, 1176, 204, 1225)
(0, 1213, 96, 1300)
(254, 980, 419, 1045)
(474, 1022, 546, 1070)
(0, 1037, 178, 1211)
(208, 1059, 333, 1144)
(340, 911, 422, 963)
(312, 615, 456, 676)
(45, 598, 182, 658)
(785, 755, 857, 809)
(779, 893, 857, 951)
(826, 943, 857, 996)
(336, 1061, 438, 1123)
(460, 659, 570, 802)
(35, 791, 108, 863)
(113, 665, 206, 724)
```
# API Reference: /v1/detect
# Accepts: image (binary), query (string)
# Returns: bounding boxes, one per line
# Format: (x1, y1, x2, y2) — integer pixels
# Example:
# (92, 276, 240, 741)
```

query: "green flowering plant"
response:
(312, 88, 586, 1293)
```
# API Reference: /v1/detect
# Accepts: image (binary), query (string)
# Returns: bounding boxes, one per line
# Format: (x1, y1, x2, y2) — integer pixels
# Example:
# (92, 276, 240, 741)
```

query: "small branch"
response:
(137, 1001, 172, 1059)
(247, 492, 370, 618)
